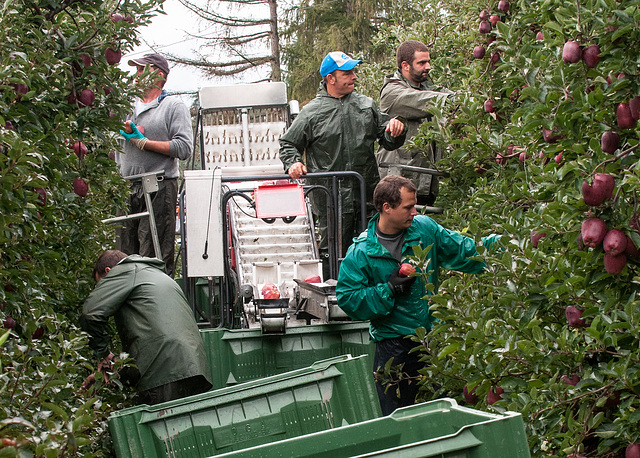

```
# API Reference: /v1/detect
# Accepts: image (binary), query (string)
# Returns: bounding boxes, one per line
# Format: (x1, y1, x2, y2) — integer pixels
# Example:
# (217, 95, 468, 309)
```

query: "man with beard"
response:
(377, 41, 453, 206)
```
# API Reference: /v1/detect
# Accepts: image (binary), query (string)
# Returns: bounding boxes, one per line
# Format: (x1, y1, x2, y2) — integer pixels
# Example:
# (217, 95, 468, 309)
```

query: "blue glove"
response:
(120, 122, 145, 141)
(120, 122, 148, 150)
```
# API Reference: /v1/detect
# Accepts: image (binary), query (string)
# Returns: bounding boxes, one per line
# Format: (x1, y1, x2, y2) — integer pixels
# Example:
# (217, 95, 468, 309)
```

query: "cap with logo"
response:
(127, 53, 170, 76)
(319, 52, 362, 77)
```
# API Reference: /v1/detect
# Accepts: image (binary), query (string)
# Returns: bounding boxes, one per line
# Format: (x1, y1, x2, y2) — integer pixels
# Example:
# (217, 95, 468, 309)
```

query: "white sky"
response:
(120, 0, 271, 99)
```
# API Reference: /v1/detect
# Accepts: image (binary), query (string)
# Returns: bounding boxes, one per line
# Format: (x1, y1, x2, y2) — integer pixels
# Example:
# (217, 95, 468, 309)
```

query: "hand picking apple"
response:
(120, 121, 148, 150)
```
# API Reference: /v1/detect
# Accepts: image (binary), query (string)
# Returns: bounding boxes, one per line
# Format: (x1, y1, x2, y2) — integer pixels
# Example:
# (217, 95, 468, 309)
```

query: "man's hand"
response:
(80, 352, 115, 392)
(387, 266, 417, 296)
(120, 122, 148, 150)
(287, 161, 307, 179)
(385, 117, 406, 138)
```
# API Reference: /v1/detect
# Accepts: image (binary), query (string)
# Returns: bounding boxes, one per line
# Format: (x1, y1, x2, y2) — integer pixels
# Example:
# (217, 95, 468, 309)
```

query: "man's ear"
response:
(381, 202, 392, 214)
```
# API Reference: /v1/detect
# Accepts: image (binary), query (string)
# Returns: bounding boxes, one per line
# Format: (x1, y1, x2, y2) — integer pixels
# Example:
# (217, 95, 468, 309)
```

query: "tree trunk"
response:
(269, 0, 281, 81)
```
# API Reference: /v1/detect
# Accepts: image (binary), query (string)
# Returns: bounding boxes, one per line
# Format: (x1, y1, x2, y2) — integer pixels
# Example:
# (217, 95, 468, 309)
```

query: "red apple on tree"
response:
(630, 96, 640, 121)
(105, 47, 122, 65)
(73, 177, 89, 197)
(497, 0, 509, 13)
(626, 443, 640, 458)
(562, 41, 582, 64)
(479, 9, 490, 20)
(479, 21, 491, 34)
(489, 15, 500, 26)
(487, 386, 504, 404)
(71, 142, 88, 159)
(473, 46, 486, 59)
(603, 229, 627, 256)
(530, 230, 546, 248)
(617, 103, 636, 129)
(484, 99, 495, 113)
(561, 374, 580, 386)
(536, 31, 544, 41)
(463, 385, 478, 404)
(604, 253, 626, 274)
(565, 306, 587, 328)
(582, 45, 600, 68)
(78, 88, 95, 107)
(582, 173, 614, 207)
(601, 131, 620, 154)
(581, 217, 608, 248)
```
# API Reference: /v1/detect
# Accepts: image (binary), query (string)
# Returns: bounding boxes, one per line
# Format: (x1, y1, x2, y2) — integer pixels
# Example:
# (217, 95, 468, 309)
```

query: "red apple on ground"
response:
(304, 274, 322, 283)
(398, 263, 416, 277)
(562, 41, 582, 64)
(582, 45, 600, 68)
(603, 229, 627, 256)
(73, 177, 89, 197)
(604, 253, 627, 274)
(487, 386, 504, 405)
(601, 131, 620, 154)
(531, 230, 546, 248)
(473, 46, 486, 59)
(463, 385, 478, 404)
(565, 306, 587, 328)
(261, 283, 280, 299)
(617, 103, 636, 129)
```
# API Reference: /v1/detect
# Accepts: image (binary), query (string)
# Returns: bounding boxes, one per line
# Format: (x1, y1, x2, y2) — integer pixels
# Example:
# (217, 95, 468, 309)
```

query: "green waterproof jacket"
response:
(80, 255, 211, 392)
(336, 214, 500, 342)
(279, 83, 406, 213)
(377, 72, 452, 198)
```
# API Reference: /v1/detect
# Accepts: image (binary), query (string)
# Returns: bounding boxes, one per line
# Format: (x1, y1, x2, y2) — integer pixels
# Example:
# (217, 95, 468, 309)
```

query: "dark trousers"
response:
(117, 178, 178, 276)
(136, 375, 212, 406)
(373, 337, 425, 416)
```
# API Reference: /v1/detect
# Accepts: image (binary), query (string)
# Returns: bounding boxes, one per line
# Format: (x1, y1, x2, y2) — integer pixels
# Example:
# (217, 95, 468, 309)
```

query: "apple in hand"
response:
(398, 263, 415, 277)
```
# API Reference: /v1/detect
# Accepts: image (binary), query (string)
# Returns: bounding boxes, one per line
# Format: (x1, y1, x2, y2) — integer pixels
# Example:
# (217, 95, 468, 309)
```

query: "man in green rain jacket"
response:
(80, 250, 212, 405)
(377, 40, 453, 206)
(279, 52, 407, 268)
(336, 176, 500, 415)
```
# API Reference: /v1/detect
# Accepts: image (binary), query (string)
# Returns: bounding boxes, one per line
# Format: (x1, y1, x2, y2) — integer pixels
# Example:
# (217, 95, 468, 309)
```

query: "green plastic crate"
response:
(108, 354, 381, 457)
(199, 322, 375, 389)
(215, 398, 531, 458)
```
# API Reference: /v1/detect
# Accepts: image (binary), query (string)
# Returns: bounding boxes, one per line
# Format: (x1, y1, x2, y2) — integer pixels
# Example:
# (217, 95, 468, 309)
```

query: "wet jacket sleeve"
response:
(381, 83, 452, 121)
(336, 247, 397, 321)
(279, 112, 310, 173)
(434, 224, 493, 274)
(374, 101, 407, 152)
(80, 268, 136, 359)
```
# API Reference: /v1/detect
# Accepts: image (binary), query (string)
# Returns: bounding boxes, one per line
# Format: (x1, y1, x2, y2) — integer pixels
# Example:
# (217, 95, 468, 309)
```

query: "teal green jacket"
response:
(336, 214, 499, 341)
(80, 255, 211, 392)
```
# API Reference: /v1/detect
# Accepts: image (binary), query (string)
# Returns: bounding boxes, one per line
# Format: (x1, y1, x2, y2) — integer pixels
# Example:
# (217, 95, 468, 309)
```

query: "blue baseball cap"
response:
(319, 52, 362, 77)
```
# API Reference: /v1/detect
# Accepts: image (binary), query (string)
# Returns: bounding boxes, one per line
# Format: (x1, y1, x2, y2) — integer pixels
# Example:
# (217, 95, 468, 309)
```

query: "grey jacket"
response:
(116, 91, 193, 180)
(80, 255, 211, 392)
(377, 72, 451, 197)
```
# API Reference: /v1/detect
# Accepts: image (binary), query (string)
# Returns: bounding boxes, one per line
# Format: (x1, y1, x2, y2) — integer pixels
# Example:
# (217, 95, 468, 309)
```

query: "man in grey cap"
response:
(279, 51, 407, 277)
(116, 53, 193, 277)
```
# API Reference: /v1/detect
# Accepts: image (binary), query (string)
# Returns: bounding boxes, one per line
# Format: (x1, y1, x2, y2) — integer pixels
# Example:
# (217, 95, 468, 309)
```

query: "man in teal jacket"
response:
(279, 52, 407, 271)
(80, 250, 212, 405)
(336, 175, 499, 414)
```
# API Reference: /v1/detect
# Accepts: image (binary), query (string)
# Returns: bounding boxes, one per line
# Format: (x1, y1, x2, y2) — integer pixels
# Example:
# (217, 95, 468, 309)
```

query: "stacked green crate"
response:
(215, 398, 531, 458)
(199, 322, 375, 389)
(108, 354, 381, 457)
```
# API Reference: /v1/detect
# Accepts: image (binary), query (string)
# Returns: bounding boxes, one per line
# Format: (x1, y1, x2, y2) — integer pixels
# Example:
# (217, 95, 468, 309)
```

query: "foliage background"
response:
(1, 1, 163, 455)
(353, 0, 640, 456)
